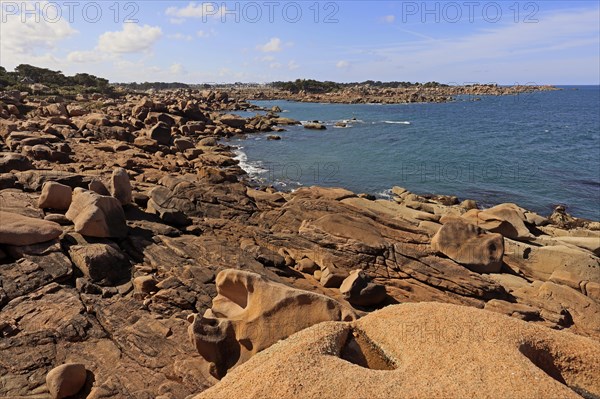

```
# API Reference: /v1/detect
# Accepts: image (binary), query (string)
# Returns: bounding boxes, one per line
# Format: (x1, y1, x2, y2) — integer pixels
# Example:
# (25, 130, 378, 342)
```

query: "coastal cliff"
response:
(0, 88, 598, 398)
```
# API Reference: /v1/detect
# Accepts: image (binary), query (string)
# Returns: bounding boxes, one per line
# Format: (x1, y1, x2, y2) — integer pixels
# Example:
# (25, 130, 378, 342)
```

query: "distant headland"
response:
(1, 64, 557, 105)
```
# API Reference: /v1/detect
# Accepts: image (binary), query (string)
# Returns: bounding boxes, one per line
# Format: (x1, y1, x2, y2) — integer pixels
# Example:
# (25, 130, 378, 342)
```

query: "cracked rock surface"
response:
(0, 89, 598, 398)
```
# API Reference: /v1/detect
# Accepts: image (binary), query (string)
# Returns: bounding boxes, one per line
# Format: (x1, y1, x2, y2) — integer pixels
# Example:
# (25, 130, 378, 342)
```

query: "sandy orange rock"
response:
(110, 167, 132, 206)
(194, 302, 600, 399)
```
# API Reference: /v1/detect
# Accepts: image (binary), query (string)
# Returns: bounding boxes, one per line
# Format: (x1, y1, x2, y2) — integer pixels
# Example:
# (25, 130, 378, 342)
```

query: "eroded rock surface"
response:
(0, 88, 598, 398)
(38, 181, 72, 210)
(188, 269, 356, 378)
(431, 218, 504, 273)
(194, 302, 600, 399)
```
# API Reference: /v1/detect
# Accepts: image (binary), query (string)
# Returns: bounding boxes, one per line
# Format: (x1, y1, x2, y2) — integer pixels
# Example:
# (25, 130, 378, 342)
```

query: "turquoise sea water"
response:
(231, 86, 600, 220)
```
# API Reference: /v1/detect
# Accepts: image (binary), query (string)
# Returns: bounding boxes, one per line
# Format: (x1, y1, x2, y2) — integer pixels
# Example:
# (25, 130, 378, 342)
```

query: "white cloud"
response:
(337, 7, 600, 84)
(103, 60, 173, 82)
(197, 29, 216, 38)
(98, 24, 162, 54)
(170, 63, 187, 75)
(366, 8, 599, 67)
(67, 50, 110, 63)
(257, 37, 282, 53)
(261, 55, 276, 62)
(168, 33, 193, 41)
(116, 59, 207, 83)
(382, 15, 396, 23)
(218, 67, 232, 77)
(0, 53, 66, 73)
(269, 62, 282, 69)
(288, 60, 300, 70)
(166, 2, 221, 19)
(0, 3, 77, 57)
(336, 60, 350, 69)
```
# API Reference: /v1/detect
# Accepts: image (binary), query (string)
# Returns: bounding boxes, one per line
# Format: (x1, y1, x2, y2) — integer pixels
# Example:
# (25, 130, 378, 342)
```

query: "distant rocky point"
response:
(230, 80, 558, 104)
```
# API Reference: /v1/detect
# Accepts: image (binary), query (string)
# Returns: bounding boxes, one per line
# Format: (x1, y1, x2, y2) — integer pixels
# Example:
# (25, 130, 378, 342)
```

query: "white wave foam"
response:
(384, 121, 411, 125)
(233, 148, 268, 176)
(376, 189, 394, 200)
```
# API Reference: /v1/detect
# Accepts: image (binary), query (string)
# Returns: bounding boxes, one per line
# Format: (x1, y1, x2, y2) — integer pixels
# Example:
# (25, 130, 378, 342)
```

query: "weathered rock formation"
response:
(65, 188, 128, 238)
(339, 270, 387, 306)
(188, 269, 356, 378)
(431, 218, 504, 273)
(110, 167, 132, 206)
(194, 302, 600, 399)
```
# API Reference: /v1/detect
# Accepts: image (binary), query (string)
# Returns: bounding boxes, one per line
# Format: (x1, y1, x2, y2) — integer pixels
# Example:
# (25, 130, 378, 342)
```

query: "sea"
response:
(229, 86, 600, 220)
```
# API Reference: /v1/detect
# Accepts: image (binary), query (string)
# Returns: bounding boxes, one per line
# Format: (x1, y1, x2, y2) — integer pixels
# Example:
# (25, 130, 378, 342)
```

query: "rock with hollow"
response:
(193, 302, 600, 399)
(188, 269, 356, 379)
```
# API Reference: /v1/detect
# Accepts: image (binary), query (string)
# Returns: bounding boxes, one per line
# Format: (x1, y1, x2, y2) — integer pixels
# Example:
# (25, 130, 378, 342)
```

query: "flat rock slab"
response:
(0, 211, 63, 246)
(0, 189, 45, 218)
(0, 284, 214, 398)
(13, 170, 91, 191)
(0, 242, 73, 303)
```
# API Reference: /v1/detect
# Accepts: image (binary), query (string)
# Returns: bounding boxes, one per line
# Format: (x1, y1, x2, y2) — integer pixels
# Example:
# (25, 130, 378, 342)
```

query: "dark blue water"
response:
(232, 86, 600, 220)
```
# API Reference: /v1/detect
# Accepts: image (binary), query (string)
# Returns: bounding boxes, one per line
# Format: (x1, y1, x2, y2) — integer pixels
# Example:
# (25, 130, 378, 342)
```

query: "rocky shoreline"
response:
(1, 88, 599, 398)
(230, 83, 559, 104)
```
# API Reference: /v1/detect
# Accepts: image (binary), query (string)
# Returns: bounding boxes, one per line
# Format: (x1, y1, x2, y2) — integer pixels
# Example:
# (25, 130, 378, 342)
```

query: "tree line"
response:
(116, 82, 191, 91)
(270, 79, 448, 93)
(0, 64, 192, 96)
(0, 65, 450, 96)
(0, 64, 111, 94)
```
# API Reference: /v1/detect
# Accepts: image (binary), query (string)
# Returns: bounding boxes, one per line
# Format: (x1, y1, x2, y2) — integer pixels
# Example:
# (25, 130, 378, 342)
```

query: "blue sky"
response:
(1, 1, 599, 84)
